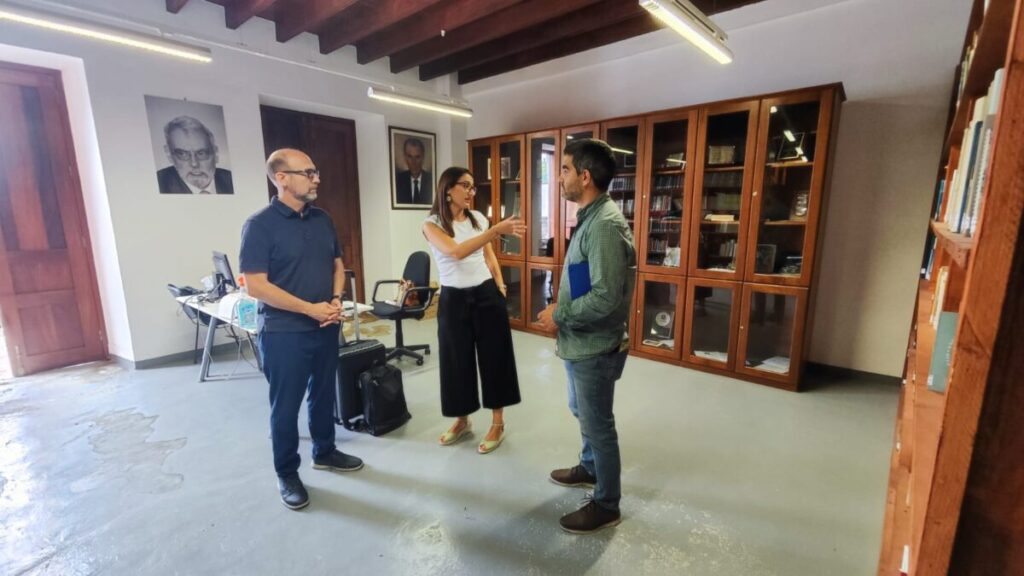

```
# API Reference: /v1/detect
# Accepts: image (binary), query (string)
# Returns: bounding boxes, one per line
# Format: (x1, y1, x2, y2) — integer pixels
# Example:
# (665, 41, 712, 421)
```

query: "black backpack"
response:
(356, 361, 411, 436)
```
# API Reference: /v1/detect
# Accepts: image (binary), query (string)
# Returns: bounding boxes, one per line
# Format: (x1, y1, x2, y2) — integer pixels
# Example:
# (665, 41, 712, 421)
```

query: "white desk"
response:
(176, 295, 371, 382)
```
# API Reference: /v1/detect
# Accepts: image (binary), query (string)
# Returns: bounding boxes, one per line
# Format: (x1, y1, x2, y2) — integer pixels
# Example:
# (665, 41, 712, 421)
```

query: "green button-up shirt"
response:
(553, 193, 637, 361)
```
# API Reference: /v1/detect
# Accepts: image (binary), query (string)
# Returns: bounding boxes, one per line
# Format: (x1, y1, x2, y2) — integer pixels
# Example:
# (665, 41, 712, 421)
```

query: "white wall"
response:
(462, 0, 971, 376)
(0, 0, 467, 362)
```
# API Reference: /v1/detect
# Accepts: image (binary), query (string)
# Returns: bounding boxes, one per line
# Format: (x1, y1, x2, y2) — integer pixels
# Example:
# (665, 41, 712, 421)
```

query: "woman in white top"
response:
(422, 166, 526, 454)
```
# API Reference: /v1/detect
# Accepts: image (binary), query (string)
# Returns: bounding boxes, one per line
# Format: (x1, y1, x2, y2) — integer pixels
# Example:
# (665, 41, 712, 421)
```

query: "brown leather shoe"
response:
(549, 464, 596, 488)
(559, 499, 621, 534)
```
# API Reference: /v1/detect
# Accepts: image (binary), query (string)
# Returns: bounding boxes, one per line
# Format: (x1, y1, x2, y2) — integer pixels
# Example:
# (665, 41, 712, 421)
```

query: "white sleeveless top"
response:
(424, 210, 493, 288)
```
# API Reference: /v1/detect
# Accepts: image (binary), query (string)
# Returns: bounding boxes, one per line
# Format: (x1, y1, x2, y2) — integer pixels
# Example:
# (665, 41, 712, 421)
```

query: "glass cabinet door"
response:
(636, 273, 684, 359)
(690, 102, 758, 279)
(736, 285, 808, 388)
(561, 124, 597, 256)
(641, 111, 695, 273)
(497, 137, 524, 259)
(683, 279, 739, 369)
(470, 141, 494, 223)
(527, 131, 559, 263)
(603, 119, 643, 247)
(499, 261, 525, 328)
(527, 264, 558, 331)
(747, 91, 833, 285)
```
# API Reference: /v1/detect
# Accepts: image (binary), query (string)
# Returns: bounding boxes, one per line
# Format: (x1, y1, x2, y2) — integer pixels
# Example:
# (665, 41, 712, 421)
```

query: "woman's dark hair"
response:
(430, 166, 481, 237)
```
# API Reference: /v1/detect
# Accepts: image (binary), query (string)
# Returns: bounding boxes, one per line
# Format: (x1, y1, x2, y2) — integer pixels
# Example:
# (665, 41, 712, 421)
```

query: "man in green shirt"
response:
(538, 139, 636, 534)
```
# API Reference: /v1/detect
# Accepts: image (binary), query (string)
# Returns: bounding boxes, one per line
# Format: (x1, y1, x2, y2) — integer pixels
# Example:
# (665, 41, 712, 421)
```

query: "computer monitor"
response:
(212, 251, 237, 294)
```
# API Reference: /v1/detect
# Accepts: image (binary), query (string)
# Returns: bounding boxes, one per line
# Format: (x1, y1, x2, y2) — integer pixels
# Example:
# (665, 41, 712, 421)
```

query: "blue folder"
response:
(567, 262, 592, 300)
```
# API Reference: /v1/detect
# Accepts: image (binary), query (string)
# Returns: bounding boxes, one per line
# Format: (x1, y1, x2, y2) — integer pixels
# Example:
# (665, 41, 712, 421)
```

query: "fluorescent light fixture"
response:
(666, 158, 686, 164)
(770, 106, 778, 114)
(610, 147, 634, 155)
(367, 85, 472, 118)
(639, 0, 733, 64)
(783, 130, 796, 142)
(0, 1, 212, 63)
(795, 146, 804, 156)
(566, 135, 574, 140)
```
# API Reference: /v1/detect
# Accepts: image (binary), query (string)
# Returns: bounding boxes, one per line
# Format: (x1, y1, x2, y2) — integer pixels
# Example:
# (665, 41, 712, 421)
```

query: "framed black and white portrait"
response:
(145, 95, 233, 195)
(390, 126, 436, 210)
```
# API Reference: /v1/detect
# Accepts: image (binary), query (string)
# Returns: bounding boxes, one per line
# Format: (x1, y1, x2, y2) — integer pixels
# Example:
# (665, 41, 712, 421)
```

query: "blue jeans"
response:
(565, 349, 628, 511)
(259, 325, 340, 478)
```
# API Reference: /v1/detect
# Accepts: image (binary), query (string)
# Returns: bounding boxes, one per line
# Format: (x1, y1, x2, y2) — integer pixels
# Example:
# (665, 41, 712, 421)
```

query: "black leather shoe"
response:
(312, 450, 364, 472)
(559, 498, 622, 534)
(549, 464, 596, 488)
(278, 474, 309, 510)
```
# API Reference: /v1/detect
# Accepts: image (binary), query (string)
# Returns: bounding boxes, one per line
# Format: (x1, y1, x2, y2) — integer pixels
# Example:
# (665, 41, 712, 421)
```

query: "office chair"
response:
(370, 252, 438, 366)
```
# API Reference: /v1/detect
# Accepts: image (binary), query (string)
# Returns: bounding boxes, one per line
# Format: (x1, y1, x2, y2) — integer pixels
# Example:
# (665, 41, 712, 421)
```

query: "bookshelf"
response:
(876, 0, 1024, 574)
(470, 83, 843, 390)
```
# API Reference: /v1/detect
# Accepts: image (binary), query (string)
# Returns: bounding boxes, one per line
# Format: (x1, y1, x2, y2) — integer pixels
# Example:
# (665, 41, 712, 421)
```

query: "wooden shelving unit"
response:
(470, 83, 844, 390)
(877, 1, 1024, 573)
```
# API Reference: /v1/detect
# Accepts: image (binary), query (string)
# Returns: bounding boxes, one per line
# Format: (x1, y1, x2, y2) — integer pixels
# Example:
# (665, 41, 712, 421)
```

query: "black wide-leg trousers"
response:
(437, 278, 521, 417)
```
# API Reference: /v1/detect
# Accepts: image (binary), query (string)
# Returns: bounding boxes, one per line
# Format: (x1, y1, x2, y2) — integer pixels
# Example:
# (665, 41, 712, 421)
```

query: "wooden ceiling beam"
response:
(458, 13, 661, 84)
(418, 0, 641, 81)
(318, 0, 447, 55)
(388, 0, 601, 74)
(355, 0, 523, 65)
(225, 0, 280, 30)
(166, 0, 190, 13)
(275, 0, 360, 43)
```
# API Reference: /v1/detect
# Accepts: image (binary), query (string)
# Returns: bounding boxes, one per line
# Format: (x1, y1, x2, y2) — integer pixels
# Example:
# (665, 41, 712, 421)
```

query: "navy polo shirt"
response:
(239, 197, 342, 332)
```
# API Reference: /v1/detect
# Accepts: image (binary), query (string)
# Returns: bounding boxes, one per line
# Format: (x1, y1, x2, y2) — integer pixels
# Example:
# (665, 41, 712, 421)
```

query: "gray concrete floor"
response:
(0, 319, 898, 576)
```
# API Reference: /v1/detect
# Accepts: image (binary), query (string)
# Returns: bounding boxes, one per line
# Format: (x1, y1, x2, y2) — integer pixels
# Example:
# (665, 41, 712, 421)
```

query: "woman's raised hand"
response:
(493, 216, 527, 238)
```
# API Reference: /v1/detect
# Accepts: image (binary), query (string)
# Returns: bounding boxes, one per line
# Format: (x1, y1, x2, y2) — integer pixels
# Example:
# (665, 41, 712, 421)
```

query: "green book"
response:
(927, 312, 958, 393)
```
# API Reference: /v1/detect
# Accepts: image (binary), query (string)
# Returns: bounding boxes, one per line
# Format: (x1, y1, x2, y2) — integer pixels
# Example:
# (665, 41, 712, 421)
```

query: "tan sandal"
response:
(478, 424, 505, 454)
(439, 420, 472, 446)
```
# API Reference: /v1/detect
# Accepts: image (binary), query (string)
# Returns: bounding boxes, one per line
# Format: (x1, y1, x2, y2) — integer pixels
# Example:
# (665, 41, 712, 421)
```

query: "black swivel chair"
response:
(371, 251, 438, 366)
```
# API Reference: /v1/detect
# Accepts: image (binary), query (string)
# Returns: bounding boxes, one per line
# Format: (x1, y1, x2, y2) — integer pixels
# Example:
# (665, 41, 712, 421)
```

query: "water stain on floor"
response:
(69, 409, 187, 496)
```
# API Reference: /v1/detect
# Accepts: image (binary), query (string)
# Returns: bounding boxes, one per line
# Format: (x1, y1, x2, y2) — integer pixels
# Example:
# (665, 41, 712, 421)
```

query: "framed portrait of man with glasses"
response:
(389, 126, 436, 210)
(145, 95, 234, 195)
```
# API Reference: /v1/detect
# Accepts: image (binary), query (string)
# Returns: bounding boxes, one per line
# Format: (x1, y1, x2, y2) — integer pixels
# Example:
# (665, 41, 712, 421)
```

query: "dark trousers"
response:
(437, 279, 521, 417)
(258, 324, 340, 478)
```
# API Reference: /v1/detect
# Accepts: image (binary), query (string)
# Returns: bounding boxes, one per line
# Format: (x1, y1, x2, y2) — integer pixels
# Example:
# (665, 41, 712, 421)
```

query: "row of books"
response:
(939, 68, 1004, 236)
(927, 265, 956, 395)
(649, 194, 677, 213)
(612, 198, 636, 218)
(702, 192, 741, 212)
(652, 174, 684, 190)
(702, 171, 743, 188)
(609, 175, 636, 191)
(712, 238, 739, 257)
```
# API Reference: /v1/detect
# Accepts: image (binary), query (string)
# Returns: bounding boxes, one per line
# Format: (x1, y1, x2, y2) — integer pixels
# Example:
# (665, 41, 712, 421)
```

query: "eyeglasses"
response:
(171, 148, 213, 162)
(280, 168, 320, 180)
(453, 181, 476, 193)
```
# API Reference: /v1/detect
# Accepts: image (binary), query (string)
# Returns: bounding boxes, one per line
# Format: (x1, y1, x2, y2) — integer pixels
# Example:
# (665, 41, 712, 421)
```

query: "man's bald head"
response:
(266, 148, 310, 181)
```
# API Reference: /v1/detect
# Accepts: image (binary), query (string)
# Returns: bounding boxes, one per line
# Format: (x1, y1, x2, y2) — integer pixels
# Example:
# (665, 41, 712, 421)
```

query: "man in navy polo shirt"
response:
(240, 148, 363, 510)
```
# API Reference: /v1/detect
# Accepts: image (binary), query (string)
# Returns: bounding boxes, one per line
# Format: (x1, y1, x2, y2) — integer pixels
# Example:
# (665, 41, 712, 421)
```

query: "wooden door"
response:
(735, 283, 808, 390)
(0, 62, 107, 376)
(260, 106, 365, 302)
(634, 272, 685, 360)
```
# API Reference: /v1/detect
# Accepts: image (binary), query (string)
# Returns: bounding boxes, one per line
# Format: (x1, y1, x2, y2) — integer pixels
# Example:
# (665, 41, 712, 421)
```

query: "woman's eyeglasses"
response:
(453, 181, 476, 193)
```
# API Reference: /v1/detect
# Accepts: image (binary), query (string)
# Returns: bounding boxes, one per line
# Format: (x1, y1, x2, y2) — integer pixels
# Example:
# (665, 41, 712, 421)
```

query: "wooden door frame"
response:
(734, 283, 808, 389)
(0, 61, 108, 376)
(682, 277, 741, 370)
(634, 272, 685, 360)
(525, 130, 560, 265)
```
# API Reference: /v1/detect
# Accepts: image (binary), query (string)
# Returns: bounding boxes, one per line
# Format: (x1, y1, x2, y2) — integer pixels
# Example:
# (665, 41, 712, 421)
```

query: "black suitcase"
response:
(358, 362, 411, 436)
(335, 272, 386, 430)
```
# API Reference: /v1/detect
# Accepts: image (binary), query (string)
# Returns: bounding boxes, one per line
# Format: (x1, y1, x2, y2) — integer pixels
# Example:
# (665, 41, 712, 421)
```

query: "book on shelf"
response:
(968, 68, 1005, 236)
(932, 179, 946, 221)
(926, 311, 958, 394)
(704, 213, 736, 222)
(930, 266, 950, 327)
(922, 236, 937, 279)
(694, 350, 728, 362)
(748, 355, 790, 374)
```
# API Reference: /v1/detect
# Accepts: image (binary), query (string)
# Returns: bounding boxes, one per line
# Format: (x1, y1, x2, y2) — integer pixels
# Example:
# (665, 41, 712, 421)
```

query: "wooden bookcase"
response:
(468, 83, 843, 390)
(876, 0, 1024, 574)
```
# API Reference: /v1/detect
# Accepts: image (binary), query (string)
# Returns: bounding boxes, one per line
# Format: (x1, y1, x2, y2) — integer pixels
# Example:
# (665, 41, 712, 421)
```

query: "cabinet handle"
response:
(752, 190, 758, 197)
(739, 325, 745, 330)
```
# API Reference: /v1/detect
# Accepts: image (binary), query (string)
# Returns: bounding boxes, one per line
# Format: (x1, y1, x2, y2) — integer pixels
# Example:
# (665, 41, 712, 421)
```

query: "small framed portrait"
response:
(500, 156, 511, 180)
(390, 126, 437, 210)
(145, 95, 234, 195)
(755, 244, 778, 274)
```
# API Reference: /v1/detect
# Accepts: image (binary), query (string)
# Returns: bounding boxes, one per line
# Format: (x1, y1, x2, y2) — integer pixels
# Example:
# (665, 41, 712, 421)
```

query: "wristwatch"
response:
(331, 294, 341, 301)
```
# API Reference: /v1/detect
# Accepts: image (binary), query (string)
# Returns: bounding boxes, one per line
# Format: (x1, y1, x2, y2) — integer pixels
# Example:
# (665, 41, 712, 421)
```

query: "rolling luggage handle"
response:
(341, 269, 361, 345)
